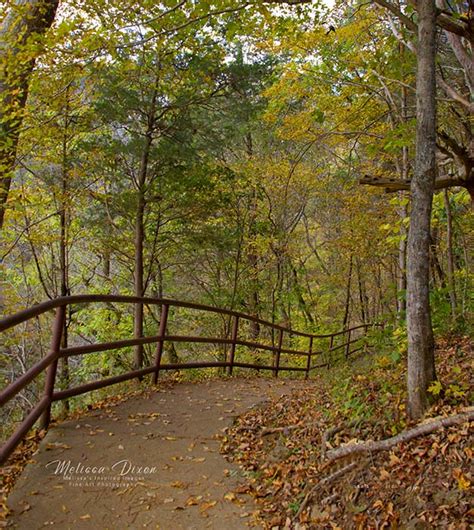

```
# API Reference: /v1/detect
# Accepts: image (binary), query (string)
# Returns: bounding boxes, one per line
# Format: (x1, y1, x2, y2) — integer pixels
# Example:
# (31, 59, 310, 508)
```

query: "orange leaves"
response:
(452, 469, 471, 491)
(221, 338, 473, 528)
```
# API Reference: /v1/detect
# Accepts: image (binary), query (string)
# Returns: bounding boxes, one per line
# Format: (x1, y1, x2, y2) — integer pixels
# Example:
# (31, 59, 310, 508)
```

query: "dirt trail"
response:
(6, 378, 309, 529)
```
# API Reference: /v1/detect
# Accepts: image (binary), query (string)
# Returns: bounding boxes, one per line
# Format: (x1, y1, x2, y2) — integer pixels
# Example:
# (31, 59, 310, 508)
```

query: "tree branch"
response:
(437, 75, 474, 113)
(359, 175, 471, 192)
(376, 0, 472, 40)
(325, 408, 474, 464)
(373, 0, 418, 31)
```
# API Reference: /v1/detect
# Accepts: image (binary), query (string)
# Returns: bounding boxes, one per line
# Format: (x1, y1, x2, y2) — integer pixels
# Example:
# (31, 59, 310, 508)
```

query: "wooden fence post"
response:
(153, 303, 169, 384)
(227, 316, 239, 376)
(41, 305, 66, 430)
(274, 329, 283, 378)
(305, 336, 313, 379)
(134, 301, 144, 371)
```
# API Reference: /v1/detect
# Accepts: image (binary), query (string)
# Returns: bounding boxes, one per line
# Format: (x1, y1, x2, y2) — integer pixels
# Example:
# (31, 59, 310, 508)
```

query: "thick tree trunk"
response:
(407, 0, 437, 420)
(0, 0, 59, 229)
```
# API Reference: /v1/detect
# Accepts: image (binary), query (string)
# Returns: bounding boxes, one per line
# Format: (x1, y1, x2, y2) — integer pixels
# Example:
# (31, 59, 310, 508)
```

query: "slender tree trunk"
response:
(407, 0, 437, 420)
(246, 133, 260, 340)
(134, 181, 145, 369)
(133, 135, 152, 369)
(342, 254, 353, 328)
(397, 200, 408, 318)
(397, 43, 410, 322)
(0, 0, 59, 229)
(292, 265, 315, 325)
(59, 94, 70, 413)
(397, 46, 408, 319)
(355, 258, 368, 323)
(396, 101, 409, 317)
(430, 228, 446, 288)
(133, 99, 156, 368)
(103, 247, 111, 280)
(443, 188, 457, 320)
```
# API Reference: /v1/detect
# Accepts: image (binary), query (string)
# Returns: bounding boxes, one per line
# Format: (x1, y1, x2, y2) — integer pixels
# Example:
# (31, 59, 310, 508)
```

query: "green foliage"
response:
(1, 0, 472, 426)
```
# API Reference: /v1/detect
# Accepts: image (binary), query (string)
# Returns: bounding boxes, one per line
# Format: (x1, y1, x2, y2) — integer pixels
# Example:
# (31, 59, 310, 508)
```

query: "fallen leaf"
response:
(46, 443, 71, 450)
(199, 501, 217, 514)
(224, 492, 237, 501)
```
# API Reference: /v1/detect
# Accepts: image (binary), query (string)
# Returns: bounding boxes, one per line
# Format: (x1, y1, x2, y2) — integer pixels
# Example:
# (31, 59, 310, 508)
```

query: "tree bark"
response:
(342, 254, 353, 329)
(0, 0, 59, 229)
(397, 198, 408, 318)
(246, 133, 261, 341)
(133, 133, 152, 369)
(443, 188, 457, 320)
(397, 73, 409, 319)
(59, 91, 70, 413)
(325, 408, 474, 463)
(133, 88, 157, 369)
(355, 258, 367, 323)
(406, 0, 437, 420)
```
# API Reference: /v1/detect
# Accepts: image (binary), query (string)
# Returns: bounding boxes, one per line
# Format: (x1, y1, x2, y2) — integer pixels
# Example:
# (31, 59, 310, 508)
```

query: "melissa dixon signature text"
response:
(45, 459, 157, 477)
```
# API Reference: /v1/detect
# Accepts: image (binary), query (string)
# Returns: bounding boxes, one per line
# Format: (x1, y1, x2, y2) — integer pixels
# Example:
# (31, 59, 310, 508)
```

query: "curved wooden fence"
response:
(0, 294, 380, 464)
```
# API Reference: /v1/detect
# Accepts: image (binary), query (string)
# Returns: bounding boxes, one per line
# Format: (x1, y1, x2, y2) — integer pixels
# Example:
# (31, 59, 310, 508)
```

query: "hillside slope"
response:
(222, 337, 473, 528)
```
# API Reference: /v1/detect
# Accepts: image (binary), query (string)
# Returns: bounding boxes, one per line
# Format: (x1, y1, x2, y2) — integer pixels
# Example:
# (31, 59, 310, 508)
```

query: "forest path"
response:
(6, 378, 310, 529)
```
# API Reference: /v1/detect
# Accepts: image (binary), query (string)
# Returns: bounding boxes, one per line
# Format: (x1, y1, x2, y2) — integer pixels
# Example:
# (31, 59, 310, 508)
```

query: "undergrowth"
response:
(221, 336, 473, 529)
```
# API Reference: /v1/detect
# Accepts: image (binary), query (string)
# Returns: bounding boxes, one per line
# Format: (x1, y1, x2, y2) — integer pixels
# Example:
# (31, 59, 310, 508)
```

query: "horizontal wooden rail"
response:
(60, 337, 315, 359)
(0, 397, 49, 465)
(0, 294, 381, 465)
(0, 350, 59, 407)
(327, 336, 364, 354)
(0, 294, 377, 338)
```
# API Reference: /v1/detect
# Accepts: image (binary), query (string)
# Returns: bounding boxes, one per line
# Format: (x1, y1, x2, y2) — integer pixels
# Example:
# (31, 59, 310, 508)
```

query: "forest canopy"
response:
(0, 0, 472, 421)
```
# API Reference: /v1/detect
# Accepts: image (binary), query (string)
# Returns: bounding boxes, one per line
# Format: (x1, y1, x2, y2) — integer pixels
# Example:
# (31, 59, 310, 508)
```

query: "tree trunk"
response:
(397, 63, 410, 319)
(0, 0, 59, 229)
(133, 136, 151, 369)
(406, 0, 437, 420)
(430, 226, 447, 289)
(342, 254, 353, 329)
(443, 188, 457, 320)
(59, 107, 69, 413)
(246, 133, 261, 340)
(103, 247, 111, 280)
(397, 199, 408, 318)
(133, 86, 158, 370)
(292, 264, 315, 325)
(355, 258, 367, 323)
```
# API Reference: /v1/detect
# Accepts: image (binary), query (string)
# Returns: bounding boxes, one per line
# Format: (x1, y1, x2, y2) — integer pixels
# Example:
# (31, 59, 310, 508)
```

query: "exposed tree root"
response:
(293, 462, 357, 521)
(321, 420, 363, 459)
(325, 408, 474, 464)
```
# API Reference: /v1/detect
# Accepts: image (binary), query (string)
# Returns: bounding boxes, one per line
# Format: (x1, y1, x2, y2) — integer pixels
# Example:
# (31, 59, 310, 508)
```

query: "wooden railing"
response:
(0, 295, 380, 465)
